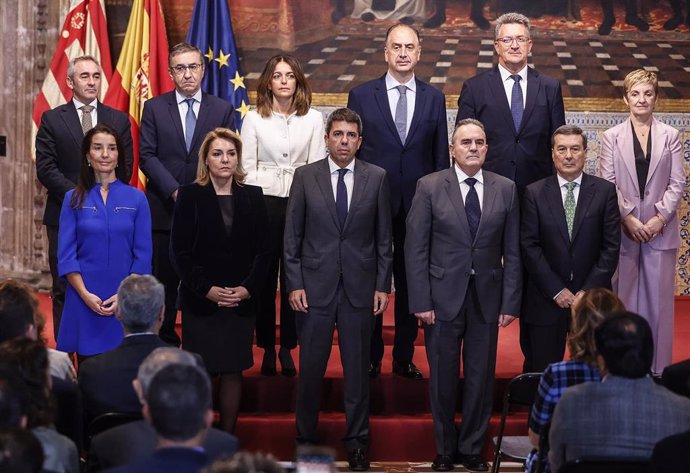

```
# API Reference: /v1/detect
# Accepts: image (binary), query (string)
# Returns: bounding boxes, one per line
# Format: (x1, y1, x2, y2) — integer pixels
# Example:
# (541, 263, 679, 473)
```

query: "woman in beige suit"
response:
(599, 69, 685, 373)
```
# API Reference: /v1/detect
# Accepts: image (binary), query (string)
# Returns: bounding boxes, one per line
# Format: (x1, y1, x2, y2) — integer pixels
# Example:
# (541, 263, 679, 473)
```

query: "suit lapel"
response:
(521, 68, 540, 134)
(444, 168, 473, 243)
(199, 183, 229, 241)
(571, 174, 595, 243)
(617, 118, 639, 190)
(488, 67, 516, 134)
(405, 78, 426, 145)
(344, 160, 369, 232)
(192, 92, 214, 152)
(476, 172, 498, 241)
(545, 176, 570, 244)
(374, 75, 404, 146)
(166, 93, 187, 154)
(314, 159, 341, 230)
(646, 117, 665, 185)
(60, 103, 84, 150)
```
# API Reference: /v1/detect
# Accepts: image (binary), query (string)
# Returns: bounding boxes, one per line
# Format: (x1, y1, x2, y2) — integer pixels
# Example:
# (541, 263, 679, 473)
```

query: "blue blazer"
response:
(457, 66, 565, 192)
(139, 91, 234, 230)
(103, 447, 208, 473)
(347, 75, 450, 214)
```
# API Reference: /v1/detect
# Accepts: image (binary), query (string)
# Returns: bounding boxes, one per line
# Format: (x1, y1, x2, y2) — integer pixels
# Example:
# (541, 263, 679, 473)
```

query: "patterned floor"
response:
(238, 0, 690, 102)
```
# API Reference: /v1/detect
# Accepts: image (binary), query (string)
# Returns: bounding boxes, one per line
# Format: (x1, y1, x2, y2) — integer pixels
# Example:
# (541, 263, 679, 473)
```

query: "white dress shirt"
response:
(385, 72, 416, 136)
(556, 172, 583, 207)
(498, 63, 527, 110)
(328, 157, 355, 210)
(454, 164, 484, 211)
(241, 108, 326, 198)
(175, 89, 203, 140)
(73, 98, 98, 126)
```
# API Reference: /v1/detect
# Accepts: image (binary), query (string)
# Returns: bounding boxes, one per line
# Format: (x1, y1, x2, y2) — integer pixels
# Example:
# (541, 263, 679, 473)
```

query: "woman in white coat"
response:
(241, 54, 326, 376)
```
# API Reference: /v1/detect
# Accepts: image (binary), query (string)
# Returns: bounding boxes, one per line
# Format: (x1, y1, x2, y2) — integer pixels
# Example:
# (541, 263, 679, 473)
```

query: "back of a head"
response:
(595, 311, 653, 378)
(117, 274, 165, 333)
(0, 280, 38, 343)
(146, 364, 211, 442)
(568, 288, 625, 364)
(137, 347, 199, 396)
(204, 452, 285, 473)
(0, 427, 44, 473)
(0, 367, 29, 429)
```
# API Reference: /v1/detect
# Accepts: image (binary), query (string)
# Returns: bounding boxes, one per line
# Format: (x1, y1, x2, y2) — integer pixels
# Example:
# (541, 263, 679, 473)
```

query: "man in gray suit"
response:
(405, 118, 522, 472)
(284, 108, 393, 472)
(549, 312, 690, 473)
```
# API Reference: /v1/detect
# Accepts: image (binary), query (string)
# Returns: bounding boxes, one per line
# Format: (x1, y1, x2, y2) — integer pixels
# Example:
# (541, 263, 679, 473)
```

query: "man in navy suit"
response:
(35, 56, 133, 341)
(348, 24, 449, 380)
(139, 42, 234, 346)
(78, 274, 168, 426)
(456, 12, 565, 195)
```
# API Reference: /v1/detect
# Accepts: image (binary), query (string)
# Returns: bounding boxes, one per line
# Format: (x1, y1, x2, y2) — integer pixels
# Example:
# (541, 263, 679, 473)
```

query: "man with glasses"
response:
(456, 12, 565, 197)
(521, 125, 620, 372)
(347, 24, 449, 381)
(139, 42, 234, 346)
(405, 119, 521, 472)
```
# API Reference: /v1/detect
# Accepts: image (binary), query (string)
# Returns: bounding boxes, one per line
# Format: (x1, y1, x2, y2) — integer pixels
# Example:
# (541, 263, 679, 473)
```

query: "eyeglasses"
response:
(495, 36, 530, 45)
(170, 63, 203, 75)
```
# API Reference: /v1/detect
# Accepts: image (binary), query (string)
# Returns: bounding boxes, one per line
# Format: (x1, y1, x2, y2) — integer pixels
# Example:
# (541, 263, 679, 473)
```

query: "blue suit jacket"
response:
(456, 66, 565, 192)
(139, 91, 234, 230)
(103, 447, 208, 473)
(347, 75, 450, 214)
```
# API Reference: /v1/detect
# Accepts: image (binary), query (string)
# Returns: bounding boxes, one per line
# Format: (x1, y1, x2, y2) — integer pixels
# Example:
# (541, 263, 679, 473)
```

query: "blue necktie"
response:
(394, 85, 407, 144)
(336, 168, 348, 229)
(184, 98, 196, 152)
(510, 75, 524, 131)
(465, 177, 481, 241)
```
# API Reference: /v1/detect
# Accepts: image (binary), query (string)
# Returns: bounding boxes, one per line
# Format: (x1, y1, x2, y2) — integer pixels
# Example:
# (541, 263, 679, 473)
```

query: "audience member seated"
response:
(0, 279, 82, 450)
(0, 279, 76, 382)
(78, 274, 168, 426)
(203, 452, 285, 473)
(0, 339, 79, 473)
(525, 288, 624, 473)
(649, 429, 690, 473)
(101, 363, 216, 473)
(661, 358, 690, 398)
(0, 427, 45, 473)
(87, 348, 238, 472)
(549, 312, 690, 473)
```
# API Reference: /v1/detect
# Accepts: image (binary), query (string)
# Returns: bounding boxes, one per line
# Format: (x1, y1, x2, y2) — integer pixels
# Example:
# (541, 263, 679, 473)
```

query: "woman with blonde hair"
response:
(171, 128, 270, 433)
(599, 68, 684, 373)
(241, 54, 325, 376)
(525, 288, 625, 473)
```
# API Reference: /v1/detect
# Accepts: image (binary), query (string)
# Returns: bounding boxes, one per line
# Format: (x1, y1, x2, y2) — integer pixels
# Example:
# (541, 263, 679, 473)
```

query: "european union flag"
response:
(186, 0, 250, 130)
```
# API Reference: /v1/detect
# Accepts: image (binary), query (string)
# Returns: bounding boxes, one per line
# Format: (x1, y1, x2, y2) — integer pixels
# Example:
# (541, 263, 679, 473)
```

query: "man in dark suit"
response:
(35, 55, 133, 340)
(662, 358, 690, 398)
(87, 347, 238, 471)
(139, 42, 235, 346)
(405, 119, 521, 472)
(102, 363, 216, 473)
(456, 12, 565, 195)
(347, 24, 448, 380)
(284, 108, 392, 471)
(521, 125, 620, 372)
(78, 274, 167, 426)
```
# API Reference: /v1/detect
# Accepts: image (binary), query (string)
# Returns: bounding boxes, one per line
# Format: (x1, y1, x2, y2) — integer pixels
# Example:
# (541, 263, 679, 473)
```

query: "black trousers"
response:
(152, 230, 181, 346)
(370, 209, 418, 364)
(519, 314, 568, 373)
(47, 225, 65, 342)
(295, 283, 374, 450)
(255, 196, 297, 350)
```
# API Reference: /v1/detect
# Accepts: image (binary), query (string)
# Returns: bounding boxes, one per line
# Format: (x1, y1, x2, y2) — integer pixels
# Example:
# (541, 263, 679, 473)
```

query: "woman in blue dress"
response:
(57, 123, 152, 359)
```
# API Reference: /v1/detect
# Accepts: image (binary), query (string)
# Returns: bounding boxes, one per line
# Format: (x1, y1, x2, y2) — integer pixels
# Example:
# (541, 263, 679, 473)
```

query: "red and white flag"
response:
(31, 0, 112, 160)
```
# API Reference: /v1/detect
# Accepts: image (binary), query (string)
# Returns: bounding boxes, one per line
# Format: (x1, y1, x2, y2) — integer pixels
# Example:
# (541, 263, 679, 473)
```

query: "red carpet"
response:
(37, 292, 690, 461)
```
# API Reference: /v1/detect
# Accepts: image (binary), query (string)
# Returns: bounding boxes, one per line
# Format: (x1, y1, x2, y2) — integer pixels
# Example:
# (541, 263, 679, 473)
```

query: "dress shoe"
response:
(361, 12, 375, 22)
(400, 16, 415, 25)
(347, 448, 370, 471)
(423, 14, 445, 28)
(431, 454, 454, 471)
(392, 361, 423, 379)
(663, 14, 683, 30)
(261, 348, 277, 376)
(279, 347, 296, 377)
(625, 15, 649, 31)
(456, 453, 488, 472)
(369, 361, 381, 379)
(470, 14, 491, 30)
(598, 17, 615, 35)
(331, 7, 346, 24)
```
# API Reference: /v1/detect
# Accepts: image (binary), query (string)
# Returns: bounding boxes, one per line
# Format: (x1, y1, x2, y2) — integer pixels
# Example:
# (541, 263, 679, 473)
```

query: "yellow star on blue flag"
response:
(186, 0, 250, 129)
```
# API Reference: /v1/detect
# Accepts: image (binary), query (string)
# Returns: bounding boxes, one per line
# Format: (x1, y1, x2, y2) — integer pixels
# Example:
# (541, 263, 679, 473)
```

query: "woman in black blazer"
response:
(170, 128, 270, 433)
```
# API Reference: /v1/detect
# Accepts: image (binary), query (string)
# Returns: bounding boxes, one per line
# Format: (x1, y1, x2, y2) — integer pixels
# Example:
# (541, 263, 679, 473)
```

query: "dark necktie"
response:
(394, 85, 407, 144)
(510, 74, 524, 131)
(184, 98, 196, 152)
(80, 105, 94, 134)
(465, 177, 481, 241)
(564, 182, 577, 240)
(336, 168, 348, 229)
